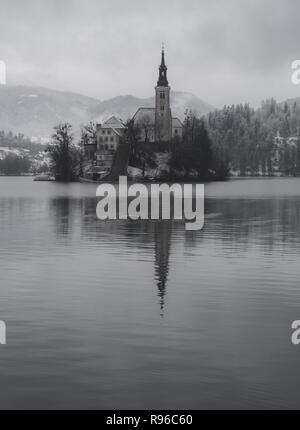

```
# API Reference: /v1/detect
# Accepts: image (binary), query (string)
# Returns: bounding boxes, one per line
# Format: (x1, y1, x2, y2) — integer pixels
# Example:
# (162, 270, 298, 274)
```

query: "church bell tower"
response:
(155, 46, 172, 142)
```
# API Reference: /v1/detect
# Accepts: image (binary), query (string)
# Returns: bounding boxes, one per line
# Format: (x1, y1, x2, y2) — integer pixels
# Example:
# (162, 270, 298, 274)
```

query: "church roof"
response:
(172, 117, 183, 128)
(133, 108, 156, 125)
(133, 109, 183, 129)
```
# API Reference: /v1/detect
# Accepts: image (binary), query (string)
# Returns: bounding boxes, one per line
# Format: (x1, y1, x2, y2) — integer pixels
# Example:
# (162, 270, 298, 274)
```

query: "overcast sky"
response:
(1, 0, 300, 107)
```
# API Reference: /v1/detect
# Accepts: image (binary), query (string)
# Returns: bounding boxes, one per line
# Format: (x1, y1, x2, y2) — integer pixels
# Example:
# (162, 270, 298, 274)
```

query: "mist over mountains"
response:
(0, 85, 214, 139)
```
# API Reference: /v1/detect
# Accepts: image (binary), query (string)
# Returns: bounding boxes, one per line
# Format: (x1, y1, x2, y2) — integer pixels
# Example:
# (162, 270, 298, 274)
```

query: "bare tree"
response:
(81, 122, 97, 161)
(48, 123, 81, 182)
(139, 115, 155, 142)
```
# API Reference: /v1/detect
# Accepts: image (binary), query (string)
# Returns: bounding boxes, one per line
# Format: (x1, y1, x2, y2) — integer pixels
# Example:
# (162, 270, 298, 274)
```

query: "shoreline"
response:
(1, 175, 300, 183)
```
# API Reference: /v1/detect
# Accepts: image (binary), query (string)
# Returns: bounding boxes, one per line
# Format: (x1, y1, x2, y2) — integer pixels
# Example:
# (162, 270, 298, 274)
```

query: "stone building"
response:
(95, 116, 126, 174)
(83, 116, 126, 180)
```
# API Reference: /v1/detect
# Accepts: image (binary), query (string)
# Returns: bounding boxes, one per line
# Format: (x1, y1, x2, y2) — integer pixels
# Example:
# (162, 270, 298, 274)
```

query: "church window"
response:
(160, 105, 165, 111)
(102, 130, 106, 135)
(160, 92, 165, 99)
(105, 137, 109, 142)
(110, 137, 114, 142)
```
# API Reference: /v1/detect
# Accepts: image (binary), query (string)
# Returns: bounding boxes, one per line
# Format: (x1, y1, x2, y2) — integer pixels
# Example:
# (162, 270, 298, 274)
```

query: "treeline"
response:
(0, 130, 45, 154)
(0, 130, 50, 175)
(0, 123, 80, 178)
(0, 154, 31, 175)
(0, 131, 32, 175)
(205, 99, 300, 175)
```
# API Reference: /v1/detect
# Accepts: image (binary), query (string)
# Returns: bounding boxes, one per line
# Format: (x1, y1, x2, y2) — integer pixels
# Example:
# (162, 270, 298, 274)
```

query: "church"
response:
(95, 47, 183, 151)
(84, 48, 183, 180)
(133, 47, 183, 142)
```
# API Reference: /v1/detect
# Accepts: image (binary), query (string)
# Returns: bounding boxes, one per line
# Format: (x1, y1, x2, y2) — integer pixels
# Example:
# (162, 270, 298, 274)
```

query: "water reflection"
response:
(1, 178, 300, 409)
(48, 196, 173, 315)
(50, 198, 72, 237)
(44, 192, 300, 316)
(154, 222, 171, 316)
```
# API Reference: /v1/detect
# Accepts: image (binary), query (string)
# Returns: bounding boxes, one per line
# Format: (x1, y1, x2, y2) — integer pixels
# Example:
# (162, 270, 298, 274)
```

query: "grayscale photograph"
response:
(0, 0, 300, 414)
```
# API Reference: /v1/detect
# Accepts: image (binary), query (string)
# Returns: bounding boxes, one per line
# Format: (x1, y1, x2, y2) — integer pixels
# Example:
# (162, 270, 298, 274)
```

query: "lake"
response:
(0, 177, 300, 410)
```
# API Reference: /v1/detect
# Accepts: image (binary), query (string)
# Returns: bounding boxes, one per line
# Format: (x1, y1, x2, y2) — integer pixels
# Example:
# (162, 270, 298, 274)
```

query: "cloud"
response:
(0, 0, 300, 106)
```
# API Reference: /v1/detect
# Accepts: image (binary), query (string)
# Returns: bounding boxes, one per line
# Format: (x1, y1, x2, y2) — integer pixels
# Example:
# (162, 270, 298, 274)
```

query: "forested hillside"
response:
(0, 131, 45, 153)
(206, 99, 300, 175)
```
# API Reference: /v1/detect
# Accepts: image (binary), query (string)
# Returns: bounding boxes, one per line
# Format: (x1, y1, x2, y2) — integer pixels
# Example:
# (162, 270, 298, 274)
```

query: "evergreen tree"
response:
(171, 113, 215, 179)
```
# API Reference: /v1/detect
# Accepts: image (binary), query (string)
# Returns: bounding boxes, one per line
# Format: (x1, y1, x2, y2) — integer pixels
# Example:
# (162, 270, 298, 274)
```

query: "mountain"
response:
(0, 85, 213, 139)
(0, 85, 99, 139)
(91, 92, 214, 123)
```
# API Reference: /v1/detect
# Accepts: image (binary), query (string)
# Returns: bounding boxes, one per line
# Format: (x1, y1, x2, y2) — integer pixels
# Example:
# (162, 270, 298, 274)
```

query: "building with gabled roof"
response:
(93, 116, 127, 175)
(96, 116, 126, 151)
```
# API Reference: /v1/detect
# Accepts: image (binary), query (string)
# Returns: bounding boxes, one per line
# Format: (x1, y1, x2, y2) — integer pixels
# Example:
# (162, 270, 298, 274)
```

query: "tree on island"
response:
(139, 114, 155, 143)
(47, 123, 81, 182)
(170, 112, 216, 180)
(80, 122, 97, 161)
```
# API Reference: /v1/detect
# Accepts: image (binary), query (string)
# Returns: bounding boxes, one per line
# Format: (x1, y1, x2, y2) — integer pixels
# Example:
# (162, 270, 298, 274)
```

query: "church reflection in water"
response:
(154, 221, 171, 316)
(47, 192, 300, 319)
(48, 196, 174, 316)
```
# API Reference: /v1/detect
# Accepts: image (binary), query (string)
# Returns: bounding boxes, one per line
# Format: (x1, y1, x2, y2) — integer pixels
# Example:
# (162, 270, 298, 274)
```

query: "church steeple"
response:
(155, 44, 172, 142)
(157, 44, 169, 87)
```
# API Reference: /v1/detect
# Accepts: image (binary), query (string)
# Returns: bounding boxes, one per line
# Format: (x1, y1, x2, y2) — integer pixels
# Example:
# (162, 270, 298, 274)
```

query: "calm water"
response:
(0, 177, 300, 410)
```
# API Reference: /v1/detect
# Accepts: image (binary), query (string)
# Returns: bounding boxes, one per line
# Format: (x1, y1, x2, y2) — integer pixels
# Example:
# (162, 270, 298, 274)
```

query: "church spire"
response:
(157, 44, 169, 87)
(161, 43, 166, 66)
